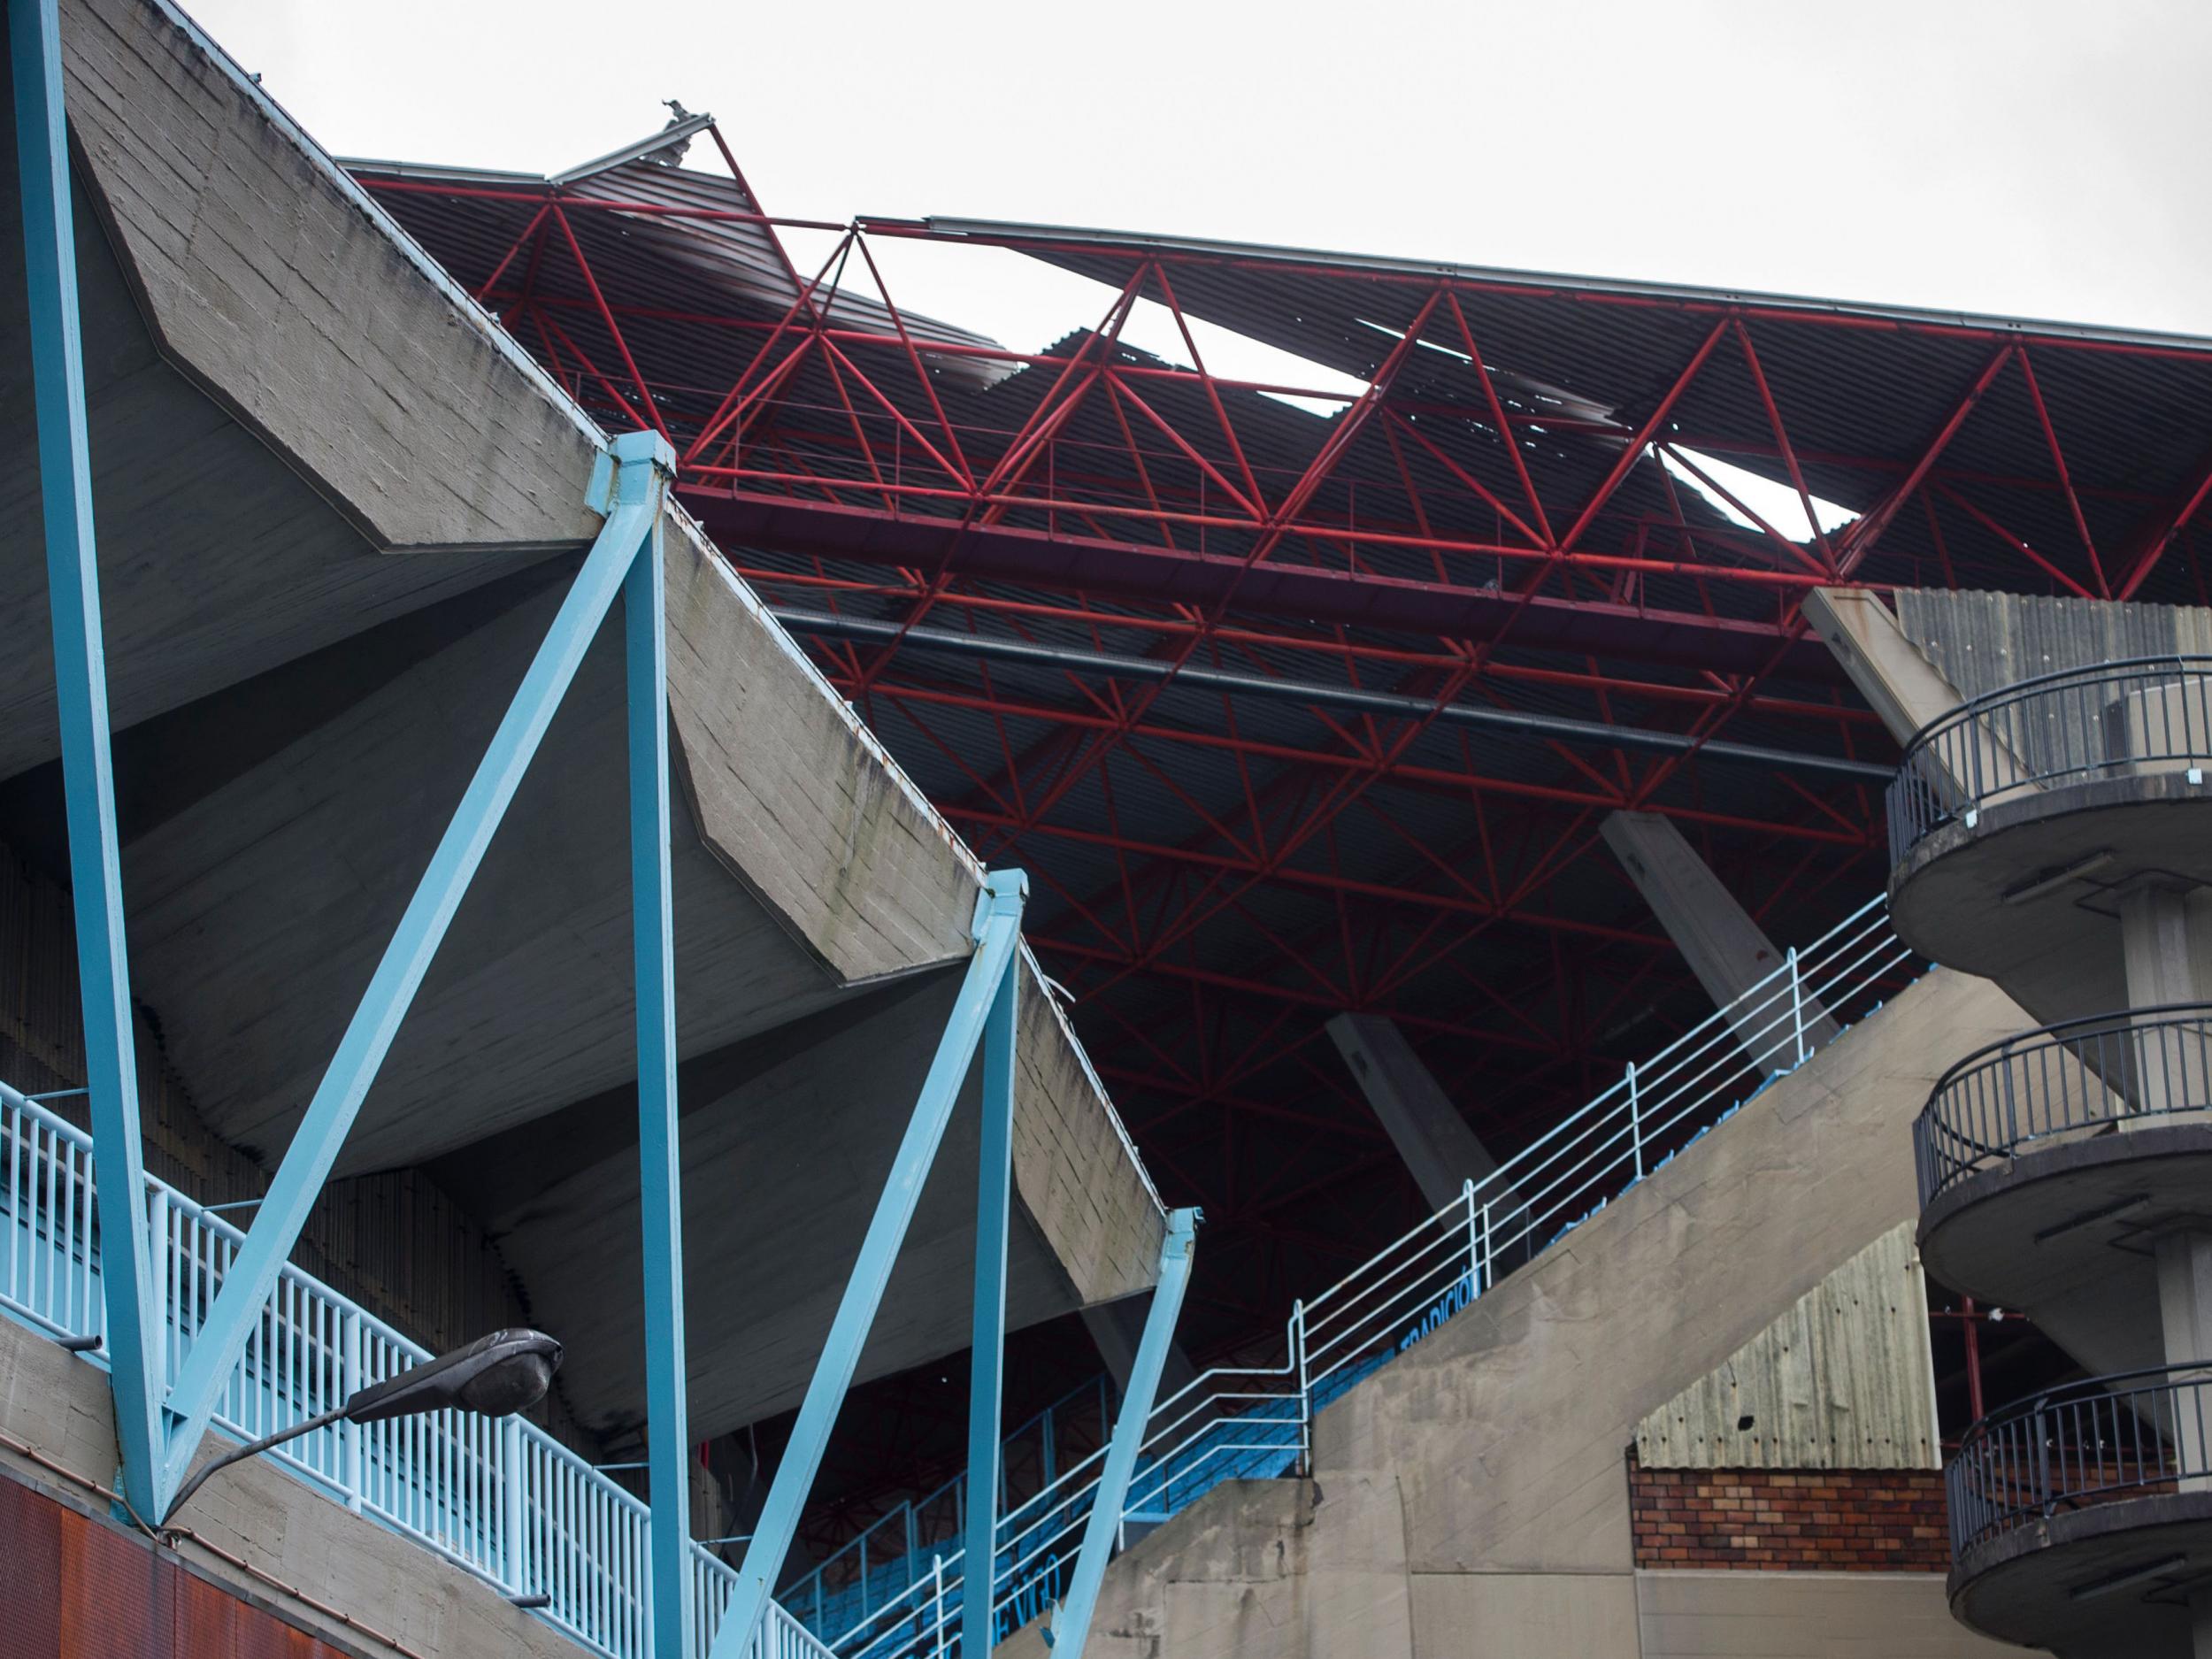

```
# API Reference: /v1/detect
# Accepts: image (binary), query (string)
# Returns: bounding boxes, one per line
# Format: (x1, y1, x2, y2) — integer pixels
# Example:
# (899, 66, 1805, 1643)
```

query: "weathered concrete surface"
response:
(1600, 810, 1838, 1067)
(62, 0, 603, 556)
(998, 1475, 1417, 1659)
(999, 969, 2034, 1655)
(1633, 1571, 2012, 1657)
(0, 0, 1164, 1453)
(1325, 1014, 1511, 1212)
(666, 529, 975, 987)
(0, 1311, 590, 1659)
(435, 970, 1160, 1438)
(1318, 967, 2022, 1578)
(0, 88, 545, 781)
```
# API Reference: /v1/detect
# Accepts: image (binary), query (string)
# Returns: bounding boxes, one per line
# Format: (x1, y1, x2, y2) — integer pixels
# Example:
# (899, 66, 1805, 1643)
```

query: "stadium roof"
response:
(349, 121, 2212, 1356)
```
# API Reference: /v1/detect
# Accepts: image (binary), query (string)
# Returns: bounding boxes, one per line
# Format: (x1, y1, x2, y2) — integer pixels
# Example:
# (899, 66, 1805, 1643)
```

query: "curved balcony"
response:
(1888, 656, 2212, 859)
(1915, 1006, 2212, 1317)
(1884, 657, 2212, 981)
(1946, 1364, 2212, 1655)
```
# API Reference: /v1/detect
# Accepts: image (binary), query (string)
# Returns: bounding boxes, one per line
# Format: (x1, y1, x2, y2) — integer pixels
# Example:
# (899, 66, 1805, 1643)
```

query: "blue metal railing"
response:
(0, 1082, 830, 1659)
(772, 1373, 1113, 1643)
(794, 892, 1923, 1658)
(1, 890, 1924, 1659)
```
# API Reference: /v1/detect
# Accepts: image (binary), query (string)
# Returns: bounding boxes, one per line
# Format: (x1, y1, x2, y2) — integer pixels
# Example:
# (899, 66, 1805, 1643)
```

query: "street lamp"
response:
(163, 1327, 563, 1523)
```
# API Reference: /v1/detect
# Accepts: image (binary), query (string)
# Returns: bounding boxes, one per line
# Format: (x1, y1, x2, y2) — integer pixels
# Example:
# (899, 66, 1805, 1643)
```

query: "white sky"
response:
(181, 0, 2212, 539)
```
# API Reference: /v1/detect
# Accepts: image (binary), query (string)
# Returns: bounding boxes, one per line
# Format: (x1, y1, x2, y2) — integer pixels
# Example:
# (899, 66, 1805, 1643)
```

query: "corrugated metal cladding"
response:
(0, 1472, 351, 1655)
(1635, 1223, 1938, 1471)
(1896, 588, 2212, 701)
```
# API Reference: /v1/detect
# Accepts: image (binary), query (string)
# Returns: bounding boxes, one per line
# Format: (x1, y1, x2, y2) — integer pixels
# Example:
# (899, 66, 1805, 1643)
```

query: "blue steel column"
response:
(10, 0, 165, 1519)
(1046, 1208, 1199, 1659)
(621, 432, 691, 1657)
(710, 872, 1029, 1659)
(960, 934, 1021, 1657)
(159, 454, 666, 1512)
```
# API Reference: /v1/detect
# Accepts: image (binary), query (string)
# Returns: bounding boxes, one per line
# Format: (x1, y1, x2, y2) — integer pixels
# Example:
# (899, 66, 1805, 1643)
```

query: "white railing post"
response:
(502, 1411, 527, 1594)
(931, 1554, 947, 1659)
(1478, 1201, 1494, 1294)
(1461, 1177, 1479, 1298)
(1788, 946, 1808, 1065)
(1290, 1299, 1310, 1476)
(1626, 1062, 1644, 1182)
(342, 1307, 365, 1514)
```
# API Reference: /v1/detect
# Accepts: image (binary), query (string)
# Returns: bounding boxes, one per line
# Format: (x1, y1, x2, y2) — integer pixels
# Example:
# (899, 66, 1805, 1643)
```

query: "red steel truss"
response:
(353, 127, 2212, 1343)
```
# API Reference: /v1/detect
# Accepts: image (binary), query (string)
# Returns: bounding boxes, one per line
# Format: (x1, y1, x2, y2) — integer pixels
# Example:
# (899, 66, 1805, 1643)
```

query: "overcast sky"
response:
(186, 0, 2212, 358)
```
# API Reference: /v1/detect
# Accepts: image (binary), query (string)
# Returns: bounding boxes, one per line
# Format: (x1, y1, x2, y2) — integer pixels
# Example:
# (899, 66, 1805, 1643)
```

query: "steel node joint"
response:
(972, 866, 1030, 942)
(587, 428, 679, 515)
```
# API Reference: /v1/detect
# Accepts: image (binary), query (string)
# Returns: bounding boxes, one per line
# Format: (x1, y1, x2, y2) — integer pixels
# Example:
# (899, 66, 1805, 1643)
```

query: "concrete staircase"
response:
(1002, 967, 2032, 1659)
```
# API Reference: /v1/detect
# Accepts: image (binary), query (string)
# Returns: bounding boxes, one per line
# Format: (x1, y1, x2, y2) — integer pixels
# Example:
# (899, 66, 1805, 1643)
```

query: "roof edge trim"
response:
(881, 214, 2212, 356)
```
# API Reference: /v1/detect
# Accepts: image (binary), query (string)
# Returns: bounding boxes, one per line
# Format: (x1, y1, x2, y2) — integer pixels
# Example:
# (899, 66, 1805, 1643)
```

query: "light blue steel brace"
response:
(155, 433, 678, 1524)
(9, 0, 165, 1522)
(8, 19, 699, 1554)
(1044, 1206, 1200, 1659)
(624, 454, 693, 1656)
(710, 872, 1033, 1659)
(961, 930, 1019, 1659)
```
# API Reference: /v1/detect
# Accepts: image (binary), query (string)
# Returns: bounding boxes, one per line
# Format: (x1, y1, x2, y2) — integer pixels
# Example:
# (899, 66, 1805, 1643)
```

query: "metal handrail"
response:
(0, 1084, 833, 1659)
(789, 892, 1923, 1659)
(1947, 1363, 2212, 1556)
(1, 890, 1923, 1659)
(1886, 654, 2212, 856)
(1914, 1004, 2212, 1205)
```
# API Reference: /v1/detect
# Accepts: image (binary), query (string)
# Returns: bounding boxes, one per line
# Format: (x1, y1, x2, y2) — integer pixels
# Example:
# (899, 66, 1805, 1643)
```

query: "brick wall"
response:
(1630, 1456, 1952, 1571)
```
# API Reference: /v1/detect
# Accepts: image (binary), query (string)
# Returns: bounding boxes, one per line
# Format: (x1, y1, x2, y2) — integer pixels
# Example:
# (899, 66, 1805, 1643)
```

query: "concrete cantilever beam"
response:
(0, 0, 1164, 1444)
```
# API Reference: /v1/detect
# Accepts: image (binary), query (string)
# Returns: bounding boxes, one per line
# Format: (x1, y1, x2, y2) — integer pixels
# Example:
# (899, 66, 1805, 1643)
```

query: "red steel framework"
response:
(355, 126, 2212, 1336)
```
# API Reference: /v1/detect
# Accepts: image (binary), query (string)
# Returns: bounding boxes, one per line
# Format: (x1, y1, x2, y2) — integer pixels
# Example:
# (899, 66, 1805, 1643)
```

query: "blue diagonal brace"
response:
(11, 0, 165, 1520)
(1045, 1207, 1200, 1659)
(626, 492, 691, 1655)
(961, 938, 1019, 1658)
(157, 433, 674, 1511)
(709, 870, 1030, 1659)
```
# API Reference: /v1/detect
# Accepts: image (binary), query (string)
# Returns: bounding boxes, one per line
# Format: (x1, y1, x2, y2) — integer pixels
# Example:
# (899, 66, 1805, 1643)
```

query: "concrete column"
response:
(2120, 885, 2212, 1123)
(2155, 1233, 2212, 1497)
(1324, 1012, 1504, 1212)
(1802, 587, 1972, 746)
(1803, 586, 2034, 799)
(1601, 812, 1837, 1073)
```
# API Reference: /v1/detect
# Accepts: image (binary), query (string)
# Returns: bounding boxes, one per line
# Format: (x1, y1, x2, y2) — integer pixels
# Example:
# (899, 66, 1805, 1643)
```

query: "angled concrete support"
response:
(1046, 1206, 1199, 1659)
(1601, 811, 1837, 1071)
(1804, 586, 2033, 800)
(157, 434, 675, 1516)
(1324, 1013, 1509, 1212)
(11, 0, 164, 1520)
(1803, 586, 1972, 747)
(711, 872, 1031, 1659)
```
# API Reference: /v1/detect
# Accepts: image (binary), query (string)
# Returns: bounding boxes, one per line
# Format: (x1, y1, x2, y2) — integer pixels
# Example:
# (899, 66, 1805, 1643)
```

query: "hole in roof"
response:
(780, 228, 1363, 414)
(1658, 443, 1857, 543)
(1358, 307, 1856, 541)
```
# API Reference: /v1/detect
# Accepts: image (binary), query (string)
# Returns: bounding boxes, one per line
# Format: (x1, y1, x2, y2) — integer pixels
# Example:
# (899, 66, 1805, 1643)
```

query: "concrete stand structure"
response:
(1599, 811, 1837, 1068)
(1324, 1013, 1511, 1210)
(14, 1, 2212, 1655)
(1857, 588, 2212, 1657)
(0, 3, 1164, 1655)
